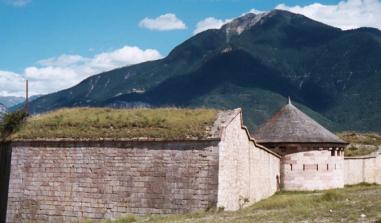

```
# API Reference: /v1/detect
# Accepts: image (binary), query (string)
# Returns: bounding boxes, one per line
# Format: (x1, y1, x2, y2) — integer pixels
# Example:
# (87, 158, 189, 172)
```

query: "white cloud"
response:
(4, 0, 31, 7)
(139, 13, 187, 31)
(38, 55, 89, 67)
(276, 0, 381, 30)
(0, 71, 25, 96)
(194, 17, 232, 34)
(0, 46, 162, 97)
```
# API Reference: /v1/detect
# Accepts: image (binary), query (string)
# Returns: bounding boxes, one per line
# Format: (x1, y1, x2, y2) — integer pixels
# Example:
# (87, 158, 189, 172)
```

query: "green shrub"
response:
(0, 110, 28, 139)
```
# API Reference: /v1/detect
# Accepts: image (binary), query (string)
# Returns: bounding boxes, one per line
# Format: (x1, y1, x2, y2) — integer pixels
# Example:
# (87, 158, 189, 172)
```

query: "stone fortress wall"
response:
(344, 148, 381, 185)
(5, 109, 282, 222)
(3, 106, 380, 222)
(6, 140, 220, 222)
(217, 110, 281, 210)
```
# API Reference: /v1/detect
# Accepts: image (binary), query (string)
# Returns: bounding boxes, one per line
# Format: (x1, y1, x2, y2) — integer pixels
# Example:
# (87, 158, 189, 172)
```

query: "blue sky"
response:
(1, 0, 381, 96)
(0, 0, 341, 72)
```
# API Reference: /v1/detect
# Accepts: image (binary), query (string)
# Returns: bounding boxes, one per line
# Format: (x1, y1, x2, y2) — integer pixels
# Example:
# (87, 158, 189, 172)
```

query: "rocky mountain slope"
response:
(0, 96, 25, 108)
(26, 10, 381, 132)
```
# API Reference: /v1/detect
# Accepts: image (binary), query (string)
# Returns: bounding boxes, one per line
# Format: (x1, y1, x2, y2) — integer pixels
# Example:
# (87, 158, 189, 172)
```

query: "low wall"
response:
(344, 149, 381, 185)
(6, 140, 219, 222)
(217, 110, 281, 211)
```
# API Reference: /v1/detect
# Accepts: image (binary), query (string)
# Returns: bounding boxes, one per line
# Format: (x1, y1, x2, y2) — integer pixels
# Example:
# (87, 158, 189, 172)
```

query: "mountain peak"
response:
(222, 11, 269, 35)
(221, 9, 330, 38)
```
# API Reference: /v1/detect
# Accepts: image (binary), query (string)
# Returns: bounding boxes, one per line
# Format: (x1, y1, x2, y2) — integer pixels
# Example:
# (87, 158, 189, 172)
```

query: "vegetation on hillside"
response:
(88, 184, 381, 223)
(0, 110, 28, 140)
(339, 132, 381, 156)
(11, 108, 218, 140)
(26, 10, 381, 133)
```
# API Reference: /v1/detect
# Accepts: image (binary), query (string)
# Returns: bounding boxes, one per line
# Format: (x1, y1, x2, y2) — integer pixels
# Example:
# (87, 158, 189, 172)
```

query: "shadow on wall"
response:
(0, 142, 12, 223)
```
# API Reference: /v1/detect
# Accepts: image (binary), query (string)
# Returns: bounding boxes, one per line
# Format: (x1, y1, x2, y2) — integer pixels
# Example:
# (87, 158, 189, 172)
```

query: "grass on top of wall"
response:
(11, 108, 218, 140)
(96, 184, 381, 223)
(338, 132, 381, 156)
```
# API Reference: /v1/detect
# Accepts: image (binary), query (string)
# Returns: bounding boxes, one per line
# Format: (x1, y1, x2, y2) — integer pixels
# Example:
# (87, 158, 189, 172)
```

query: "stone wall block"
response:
(6, 141, 219, 222)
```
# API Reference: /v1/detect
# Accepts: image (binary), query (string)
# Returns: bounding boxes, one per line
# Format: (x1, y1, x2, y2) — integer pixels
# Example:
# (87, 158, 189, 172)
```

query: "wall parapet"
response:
(11, 138, 220, 149)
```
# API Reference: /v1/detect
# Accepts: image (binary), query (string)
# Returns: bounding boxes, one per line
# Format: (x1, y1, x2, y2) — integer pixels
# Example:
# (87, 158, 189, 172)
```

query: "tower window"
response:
(331, 150, 335, 156)
(327, 164, 329, 170)
(290, 164, 293, 171)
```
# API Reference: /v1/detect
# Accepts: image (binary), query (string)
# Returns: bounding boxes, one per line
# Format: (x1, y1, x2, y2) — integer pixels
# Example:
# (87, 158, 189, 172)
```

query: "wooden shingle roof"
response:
(253, 101, 347, 144)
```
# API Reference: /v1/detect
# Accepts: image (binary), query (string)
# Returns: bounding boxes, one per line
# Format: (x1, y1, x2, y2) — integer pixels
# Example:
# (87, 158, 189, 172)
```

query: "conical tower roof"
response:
(253, 100, 346, 144)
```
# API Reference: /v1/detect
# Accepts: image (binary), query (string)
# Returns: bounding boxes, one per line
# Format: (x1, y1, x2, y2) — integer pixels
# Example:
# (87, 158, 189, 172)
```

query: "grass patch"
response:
(338, 132, 381, 145)
(344, 144, 379, 157)
(113, 184, 381, 223)
(338, 132, 381, 156)
(83, 214, 137, 223)
(320, 189, 344, 201)
(12, 108, 218, 140)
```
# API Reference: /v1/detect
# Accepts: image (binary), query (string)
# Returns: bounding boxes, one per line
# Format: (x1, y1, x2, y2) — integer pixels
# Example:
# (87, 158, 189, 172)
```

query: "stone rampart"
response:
(217, 110, 281, 210)
(5, 109, 285, 221)
(6, 140, 219, 222)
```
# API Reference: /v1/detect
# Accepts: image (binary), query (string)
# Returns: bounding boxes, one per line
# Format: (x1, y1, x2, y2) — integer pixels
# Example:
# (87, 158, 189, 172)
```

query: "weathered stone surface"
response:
(7, 141, 219, 222)
(5, 109, 284, 222)
(280, 148, 345, 191)
(217, 110, 281, 210)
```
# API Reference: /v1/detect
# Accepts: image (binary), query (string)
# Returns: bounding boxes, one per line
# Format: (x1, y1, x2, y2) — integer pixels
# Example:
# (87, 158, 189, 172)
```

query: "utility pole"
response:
(25, 79, 29, 114)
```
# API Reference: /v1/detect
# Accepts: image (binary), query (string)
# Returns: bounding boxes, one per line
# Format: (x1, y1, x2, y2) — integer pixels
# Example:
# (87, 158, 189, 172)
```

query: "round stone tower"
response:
(253, 100, 348, 191)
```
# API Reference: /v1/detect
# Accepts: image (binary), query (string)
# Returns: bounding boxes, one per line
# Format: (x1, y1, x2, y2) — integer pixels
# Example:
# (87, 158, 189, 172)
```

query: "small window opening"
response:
(303, 164, 305, 171)
(331, 150, 335, 156)
(327, 164, 329, 170)
(336, 150, 340, 156)
(290, 164, 293, 171)
(316, 164, 319, 171)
